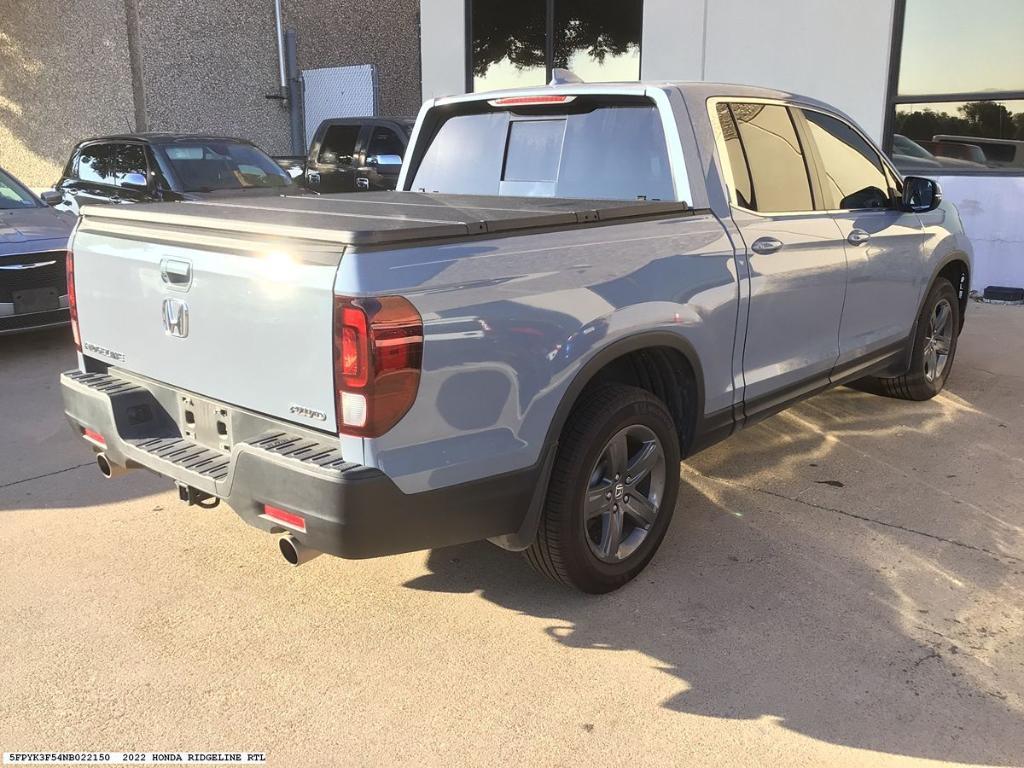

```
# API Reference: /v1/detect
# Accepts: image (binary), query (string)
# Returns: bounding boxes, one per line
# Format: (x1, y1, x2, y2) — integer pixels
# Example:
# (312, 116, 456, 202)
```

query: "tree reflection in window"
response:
(470, 0, 642, 92)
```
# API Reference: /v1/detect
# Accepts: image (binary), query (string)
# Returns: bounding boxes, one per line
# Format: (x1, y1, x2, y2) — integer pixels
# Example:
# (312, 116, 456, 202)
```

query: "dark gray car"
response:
(0, 166, 74, 335)
(51, 134, 305, 216)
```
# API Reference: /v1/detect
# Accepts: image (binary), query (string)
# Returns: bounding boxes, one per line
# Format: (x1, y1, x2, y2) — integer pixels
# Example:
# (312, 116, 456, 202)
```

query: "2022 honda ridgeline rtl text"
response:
(60, 80, 972, 593)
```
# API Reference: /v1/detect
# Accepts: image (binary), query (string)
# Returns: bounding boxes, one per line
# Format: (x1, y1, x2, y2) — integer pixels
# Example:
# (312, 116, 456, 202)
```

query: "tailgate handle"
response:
(161, 258, 192, 289)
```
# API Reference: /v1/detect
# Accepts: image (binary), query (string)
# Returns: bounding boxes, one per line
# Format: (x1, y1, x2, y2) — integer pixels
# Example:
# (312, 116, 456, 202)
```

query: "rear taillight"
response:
(66, 248, 80, 351)
(333, 295, 423, 437)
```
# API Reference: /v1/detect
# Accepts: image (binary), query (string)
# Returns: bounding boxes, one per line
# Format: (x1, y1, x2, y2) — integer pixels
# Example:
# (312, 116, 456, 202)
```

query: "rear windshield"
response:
(0, 168, 38, 209)
(159, 142, 293, 193)
(409, 99, 675, 201)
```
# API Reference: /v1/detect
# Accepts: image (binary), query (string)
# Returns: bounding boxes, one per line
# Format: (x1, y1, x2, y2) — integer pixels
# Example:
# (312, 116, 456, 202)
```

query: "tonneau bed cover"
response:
(79, 191, 690, 247)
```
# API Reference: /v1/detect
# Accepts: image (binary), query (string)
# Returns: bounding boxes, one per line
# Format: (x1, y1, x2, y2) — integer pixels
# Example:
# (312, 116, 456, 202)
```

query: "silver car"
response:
(60, 81, 972, 592)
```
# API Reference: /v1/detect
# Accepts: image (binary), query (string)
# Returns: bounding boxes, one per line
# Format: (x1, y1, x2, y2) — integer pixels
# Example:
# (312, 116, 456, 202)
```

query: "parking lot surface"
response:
(1, 303, 1022, 767)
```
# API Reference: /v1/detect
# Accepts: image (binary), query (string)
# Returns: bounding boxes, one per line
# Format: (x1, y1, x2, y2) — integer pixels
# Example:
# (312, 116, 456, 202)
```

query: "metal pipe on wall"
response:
(273, 0, 287, 92)
(285, 29, 305, 155)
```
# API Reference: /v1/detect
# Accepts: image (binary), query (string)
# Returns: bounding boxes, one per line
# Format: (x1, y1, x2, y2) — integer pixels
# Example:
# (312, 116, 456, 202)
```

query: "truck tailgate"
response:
(73, 217, 342, 429)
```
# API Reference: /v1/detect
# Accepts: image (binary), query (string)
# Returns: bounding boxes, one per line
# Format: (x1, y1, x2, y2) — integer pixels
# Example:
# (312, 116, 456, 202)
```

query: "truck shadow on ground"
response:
(406, 385, 1024, 765)
(0, 327, 169, 510)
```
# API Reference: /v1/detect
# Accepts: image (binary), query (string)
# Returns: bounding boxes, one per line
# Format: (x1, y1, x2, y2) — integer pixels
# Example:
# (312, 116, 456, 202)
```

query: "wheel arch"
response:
(490, 331, 722, 552)
(934, 254, 971, 332)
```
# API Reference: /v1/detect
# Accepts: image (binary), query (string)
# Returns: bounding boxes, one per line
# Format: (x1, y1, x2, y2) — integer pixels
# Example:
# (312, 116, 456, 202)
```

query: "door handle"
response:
(847, 229, 871, 245)
(161, 258, 192, 289)
(751, 237, 783, 255)
(356, 177, 369, 189)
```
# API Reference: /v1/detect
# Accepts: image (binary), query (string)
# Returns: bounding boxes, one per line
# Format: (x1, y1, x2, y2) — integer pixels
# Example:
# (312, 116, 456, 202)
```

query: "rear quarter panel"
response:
(337, 214, 739, 494)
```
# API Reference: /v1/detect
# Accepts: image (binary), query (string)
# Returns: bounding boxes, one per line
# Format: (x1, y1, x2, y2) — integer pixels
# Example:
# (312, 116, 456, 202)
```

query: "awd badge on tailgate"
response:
(162, 298, 189, 338)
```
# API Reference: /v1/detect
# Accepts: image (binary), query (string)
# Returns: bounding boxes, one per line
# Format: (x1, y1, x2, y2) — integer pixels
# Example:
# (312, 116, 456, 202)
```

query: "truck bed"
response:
(80, 191, 690, 247)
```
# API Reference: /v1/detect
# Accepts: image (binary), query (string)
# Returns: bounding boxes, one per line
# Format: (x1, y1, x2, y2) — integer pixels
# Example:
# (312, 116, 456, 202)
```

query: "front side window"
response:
(802, 110, 891, 210)
(76, 143, 147, 187)
(469, 0, 642, 92)
(718, 103, 814, 213)
(160, 142, 291, 192)
(0, 168, 38, 209)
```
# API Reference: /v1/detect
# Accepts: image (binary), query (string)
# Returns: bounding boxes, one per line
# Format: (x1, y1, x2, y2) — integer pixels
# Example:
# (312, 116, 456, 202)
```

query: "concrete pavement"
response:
(1, 303, 1022, 767)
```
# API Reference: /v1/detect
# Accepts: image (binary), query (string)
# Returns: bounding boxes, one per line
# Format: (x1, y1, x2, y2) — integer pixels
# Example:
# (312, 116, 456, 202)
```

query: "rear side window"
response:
(318, 124, 360, 163)
(77, 143, 148, 187)
(410, 101, 675, 201)
(715, 104, 754, 209)
(716, 103, 814, 213)
(801, 110, 891, 210)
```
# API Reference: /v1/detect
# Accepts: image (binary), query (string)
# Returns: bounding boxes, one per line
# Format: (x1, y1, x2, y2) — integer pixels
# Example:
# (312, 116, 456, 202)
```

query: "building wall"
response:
(936, 176, 1024, 292)
(420, 0, 465, 102)
(133, 0, 291, 154)
(1, 0, 423, 190)
(286, 0, 422, 118)
(0, 0, 136, 188)
(642, 0, 896, 142)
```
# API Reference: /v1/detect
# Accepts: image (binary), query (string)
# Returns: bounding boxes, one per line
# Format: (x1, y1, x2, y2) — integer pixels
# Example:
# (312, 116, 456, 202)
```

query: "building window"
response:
(468, 0, 642, 93)
(887, 0, 1024, 174)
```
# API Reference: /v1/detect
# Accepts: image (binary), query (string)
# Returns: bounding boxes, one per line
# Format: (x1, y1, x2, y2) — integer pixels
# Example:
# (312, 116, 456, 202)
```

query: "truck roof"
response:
(78, 191, 690, 248)
(431, 80, 837, 113)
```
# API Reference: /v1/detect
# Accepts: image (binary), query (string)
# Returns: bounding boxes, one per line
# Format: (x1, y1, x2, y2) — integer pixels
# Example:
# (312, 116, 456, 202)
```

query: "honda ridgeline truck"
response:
(61, 80, 972, 593)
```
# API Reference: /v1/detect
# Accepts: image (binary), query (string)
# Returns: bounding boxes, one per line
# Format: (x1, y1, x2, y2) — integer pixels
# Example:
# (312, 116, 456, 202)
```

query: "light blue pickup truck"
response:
(61, 80, 972, 592)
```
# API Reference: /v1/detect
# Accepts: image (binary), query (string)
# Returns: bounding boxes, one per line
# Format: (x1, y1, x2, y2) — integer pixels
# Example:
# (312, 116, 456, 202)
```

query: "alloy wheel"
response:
(923, 298, 954, 383)
(583, 424, 666, 563)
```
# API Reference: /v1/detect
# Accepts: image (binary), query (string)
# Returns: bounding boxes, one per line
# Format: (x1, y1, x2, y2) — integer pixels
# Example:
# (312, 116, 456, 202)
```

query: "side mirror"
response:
(120, 172, 149, 191)
(366, 154, 403, 169)
(320, 150, 339, 165)
(39, 190, 63, 207)
(902, 176, 942, 213)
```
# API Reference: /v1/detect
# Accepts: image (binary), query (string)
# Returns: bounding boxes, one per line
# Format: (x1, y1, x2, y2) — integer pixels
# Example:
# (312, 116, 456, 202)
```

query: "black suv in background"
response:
(51, 134, 302, 214)
(304, 117, 414, 193)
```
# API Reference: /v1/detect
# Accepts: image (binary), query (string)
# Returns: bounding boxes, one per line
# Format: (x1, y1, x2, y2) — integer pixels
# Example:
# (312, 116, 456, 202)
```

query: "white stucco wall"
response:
(643, 0, 895, 142)
(419, 0, 466, 101)
(640, 0, 706, 82)
(936, 177, 1024, 291)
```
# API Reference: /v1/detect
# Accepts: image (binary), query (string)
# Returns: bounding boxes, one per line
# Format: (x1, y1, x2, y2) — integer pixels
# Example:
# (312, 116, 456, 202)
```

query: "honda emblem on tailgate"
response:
(162, 298, 189, 338)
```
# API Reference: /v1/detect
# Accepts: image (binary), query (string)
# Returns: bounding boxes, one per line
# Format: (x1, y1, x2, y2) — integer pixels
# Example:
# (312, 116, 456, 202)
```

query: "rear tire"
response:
(864, 278, 960, 401)
(525, 384, 681, 593)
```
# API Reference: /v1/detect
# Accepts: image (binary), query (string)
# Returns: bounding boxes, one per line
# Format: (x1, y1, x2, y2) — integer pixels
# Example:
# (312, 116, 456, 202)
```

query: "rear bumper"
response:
(60, 369, 535, 559)
(0, 307, 70, 335)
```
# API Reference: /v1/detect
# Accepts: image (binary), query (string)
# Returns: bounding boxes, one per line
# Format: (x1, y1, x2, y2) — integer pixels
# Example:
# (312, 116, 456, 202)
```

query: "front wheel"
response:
(869, 278, 960, 400)
(525, 384, 681, 593)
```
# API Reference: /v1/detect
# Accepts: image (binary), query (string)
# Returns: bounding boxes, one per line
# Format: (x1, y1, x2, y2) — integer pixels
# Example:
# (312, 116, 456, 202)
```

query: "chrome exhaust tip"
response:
(96, 453, 128, 479)
(278, 534, 322, 567)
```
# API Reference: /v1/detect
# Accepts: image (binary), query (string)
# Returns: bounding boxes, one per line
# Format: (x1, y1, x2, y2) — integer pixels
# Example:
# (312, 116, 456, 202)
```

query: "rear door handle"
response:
(847, 229, 871, 245)
(751, 237, 783, 255)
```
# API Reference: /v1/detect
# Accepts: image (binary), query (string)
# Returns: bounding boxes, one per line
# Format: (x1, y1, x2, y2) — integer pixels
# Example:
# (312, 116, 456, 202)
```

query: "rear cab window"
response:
(365, 126, 406, 160)
(407, 96, 677, 202)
